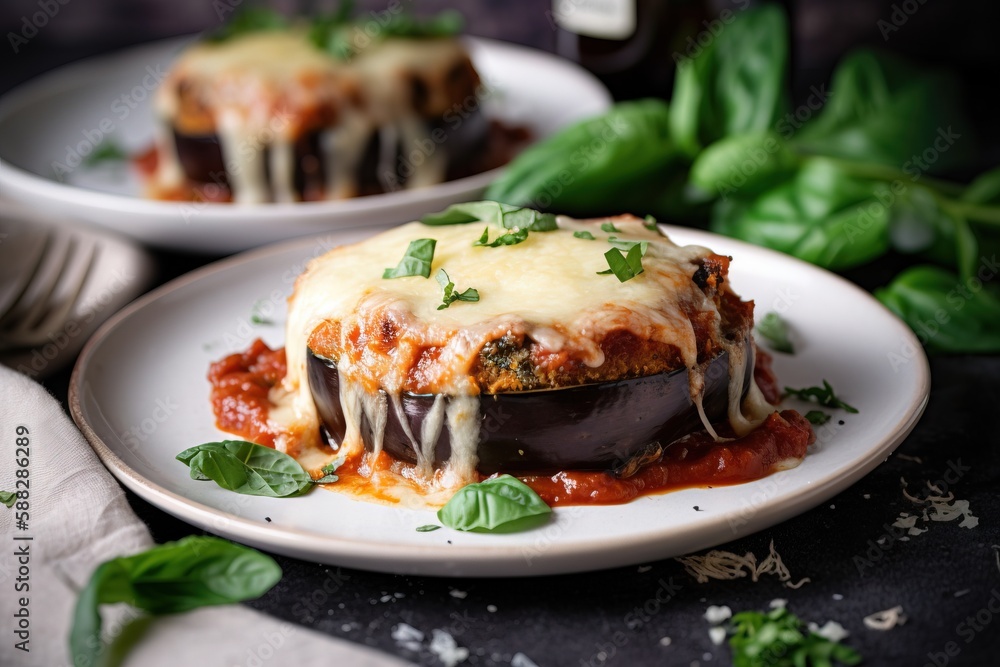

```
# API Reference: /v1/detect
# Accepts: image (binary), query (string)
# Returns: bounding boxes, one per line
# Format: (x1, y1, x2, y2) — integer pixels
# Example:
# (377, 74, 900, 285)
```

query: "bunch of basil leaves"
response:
(486, 5, 1000, 353)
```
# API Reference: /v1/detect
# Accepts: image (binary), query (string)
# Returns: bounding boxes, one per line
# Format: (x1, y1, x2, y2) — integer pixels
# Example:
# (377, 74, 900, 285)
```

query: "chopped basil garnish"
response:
(804, 410, 831, 425)
(416, 524, 441, 532)
(607, 236, 650, 255)
(383, 238, 436, 279)
(250, 300, 275, 326)
(598, 244, 646, 282)
(206, 7, 289, 42)
(436, 269, 480, 310)
(573, 231, 596, 240)
(422, 201, 556, 232)
(473, 226, 529, 247)
(729, 606, 862, 667)
(437, 475, 551, 532)
(0, 491, 15, 508)
(643, 215, 659, 231)
(314, 456, 345, 484)
(756, 312, 794, 354)
(83, 140, 127, 167)
(176, 440, 336, 497)
(600, 221, 622, 233)
(71, 536, 281, 667)
(785, 380, 859, 413)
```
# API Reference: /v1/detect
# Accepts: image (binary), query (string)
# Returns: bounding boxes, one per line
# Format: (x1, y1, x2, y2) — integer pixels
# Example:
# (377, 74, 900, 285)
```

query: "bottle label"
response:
(552, 0, 637, 40)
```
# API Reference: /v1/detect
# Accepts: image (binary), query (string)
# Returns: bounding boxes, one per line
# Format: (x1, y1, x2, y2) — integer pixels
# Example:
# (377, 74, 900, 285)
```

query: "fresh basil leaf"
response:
(643, 215, 659, 230)
(70, 536, 281, 667)
(435, 269, 480, 310)
(176, 440, 315, 497)
(756, 312, 794, 354)
(670, 5, 789, 156)
(804, 410, 831, 425)
(573, 231, 596, 240)
(689, 132, 798, 200)
(600, 222, 622, 234)
(206, 7, 289, 42)
(794, 50, 974, 171)
(83, 139, 127, 167)
(416, 524, 441, 532)
(711, 158, 890, 270)
(437, 475, 551, 532)
(600, 244, 645, 282)
(784, 380, 859, 413)
(485, 99, 678, 214)
(0, 491, 15, 508)
(875, 265, 1000, 353)
(383, 238, 436, 279)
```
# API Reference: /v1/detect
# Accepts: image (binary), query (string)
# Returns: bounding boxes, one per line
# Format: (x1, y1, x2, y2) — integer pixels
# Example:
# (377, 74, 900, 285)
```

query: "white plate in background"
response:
(69, 226, 930, 577)
(0, 37, 611, 253)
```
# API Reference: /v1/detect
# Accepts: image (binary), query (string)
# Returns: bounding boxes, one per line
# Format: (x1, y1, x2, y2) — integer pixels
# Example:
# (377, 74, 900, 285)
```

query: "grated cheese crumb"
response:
(863, 606, 907, 631)
(708, 626, 727, 646)
(704, 605, 732, 624)
(659, 637, 672, 646)
(429, 629, 469, 667)
(511, 652, 539, 667)
(449, 589, 468, 599)
(769, 598, 787, 609)
(809, 620, 849, 643)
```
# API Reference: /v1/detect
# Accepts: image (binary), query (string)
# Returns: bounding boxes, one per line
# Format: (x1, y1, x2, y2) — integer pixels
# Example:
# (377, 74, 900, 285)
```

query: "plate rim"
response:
(69, 226, 931, 577)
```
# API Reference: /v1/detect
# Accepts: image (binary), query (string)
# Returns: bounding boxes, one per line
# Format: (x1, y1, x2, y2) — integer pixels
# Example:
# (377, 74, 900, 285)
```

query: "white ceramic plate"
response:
(0, 37, 610, 253)
(69, 226, 930, 577)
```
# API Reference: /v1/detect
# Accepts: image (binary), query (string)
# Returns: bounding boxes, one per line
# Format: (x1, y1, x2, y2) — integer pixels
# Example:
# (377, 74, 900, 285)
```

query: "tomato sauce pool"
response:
(209, 340, 814, 507)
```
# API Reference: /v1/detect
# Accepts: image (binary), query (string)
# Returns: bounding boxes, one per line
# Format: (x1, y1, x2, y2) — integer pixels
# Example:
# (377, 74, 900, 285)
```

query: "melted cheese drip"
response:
(272, 216, 769, 493)
(153, 31, 471, 202)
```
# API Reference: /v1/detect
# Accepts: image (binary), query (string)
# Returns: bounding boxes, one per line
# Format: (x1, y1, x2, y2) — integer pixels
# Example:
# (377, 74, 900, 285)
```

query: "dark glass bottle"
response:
(553, 0, 709, 100)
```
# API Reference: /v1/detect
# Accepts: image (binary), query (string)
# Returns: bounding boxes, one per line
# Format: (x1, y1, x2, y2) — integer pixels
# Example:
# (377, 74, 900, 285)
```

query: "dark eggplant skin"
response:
(307, 342, 753, 475)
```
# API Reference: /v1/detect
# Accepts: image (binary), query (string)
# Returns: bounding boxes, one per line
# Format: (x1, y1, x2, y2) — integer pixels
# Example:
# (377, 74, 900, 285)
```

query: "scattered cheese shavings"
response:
(863, 606, 907, 631)
(892, 513, 928, 536)
(808, 620, 850, 643)
(449, 589, 468, 599)
(769, 598, 788, 609)
(675, 540, 810, 589)
(708, 626, 727, 646)
(429, 629, 469, 667)
(898, 478, 978, 533)
(391, 623, 424, 652)
(704, 605, 732, 624)
(511, 652, 539, 667)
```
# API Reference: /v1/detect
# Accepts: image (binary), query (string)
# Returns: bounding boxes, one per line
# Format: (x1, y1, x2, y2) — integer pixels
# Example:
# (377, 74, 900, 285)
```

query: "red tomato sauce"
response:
(208, 340, 812, 506)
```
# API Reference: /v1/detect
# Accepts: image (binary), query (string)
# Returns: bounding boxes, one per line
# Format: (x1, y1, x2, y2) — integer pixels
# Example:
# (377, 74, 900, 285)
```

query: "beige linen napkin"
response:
(0, 365, 409, 667)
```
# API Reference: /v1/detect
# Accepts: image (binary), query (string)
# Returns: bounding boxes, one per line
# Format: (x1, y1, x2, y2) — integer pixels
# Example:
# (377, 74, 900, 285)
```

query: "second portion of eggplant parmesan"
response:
(149, 30, 512, 203)
(263, 213, 777, 493)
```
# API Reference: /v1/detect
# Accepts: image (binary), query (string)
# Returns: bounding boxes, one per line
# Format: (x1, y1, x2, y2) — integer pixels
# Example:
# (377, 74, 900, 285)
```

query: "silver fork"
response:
(0, 231, 98, 351)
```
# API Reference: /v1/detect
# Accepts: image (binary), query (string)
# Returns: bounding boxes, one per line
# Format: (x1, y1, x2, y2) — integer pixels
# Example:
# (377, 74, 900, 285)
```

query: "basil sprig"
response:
(805, 410, 831, 426)
(0, 491, 15, 508)
(756, 312, 794, 354)
(176, 440, 339, 497)
(784, 380, 859, 414)
(383, 238, 436, 279)
(573, 231, 596, 240)
(70, 536, 281, 667)
(436, 269, 480, 310)
(474, 226, 528, 247)
(437, 475, 551, 532)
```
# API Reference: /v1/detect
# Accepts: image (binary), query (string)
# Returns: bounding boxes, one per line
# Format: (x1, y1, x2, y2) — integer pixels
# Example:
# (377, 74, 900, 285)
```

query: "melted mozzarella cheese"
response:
(272, 216, 772, 491)
(153, 31, 472, 202)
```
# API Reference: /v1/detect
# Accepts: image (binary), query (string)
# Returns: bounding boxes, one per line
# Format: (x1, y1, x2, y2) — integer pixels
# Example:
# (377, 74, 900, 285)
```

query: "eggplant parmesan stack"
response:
(147, 30, 508, 203)
(209, 210, 814, 506)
